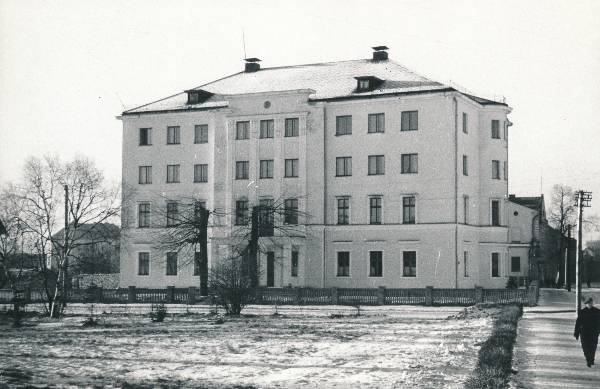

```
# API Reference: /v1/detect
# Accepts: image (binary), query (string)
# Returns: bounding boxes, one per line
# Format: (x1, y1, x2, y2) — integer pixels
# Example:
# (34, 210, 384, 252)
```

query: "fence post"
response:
(528, 282, 538, 307)
(296, 288, 302, 305)
(377, 286, 386, 306)
(475, 286, 484, 304)
(331, 287, 338, 305)
(425, 286, 433, 306)
(128, 286, 137, 303)
(167, 286, 175, 303)
(188, 287, 197, 305)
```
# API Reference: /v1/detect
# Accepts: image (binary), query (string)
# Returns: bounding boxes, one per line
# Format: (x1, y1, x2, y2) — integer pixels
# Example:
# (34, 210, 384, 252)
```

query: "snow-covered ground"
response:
(0, 305, 494, 388)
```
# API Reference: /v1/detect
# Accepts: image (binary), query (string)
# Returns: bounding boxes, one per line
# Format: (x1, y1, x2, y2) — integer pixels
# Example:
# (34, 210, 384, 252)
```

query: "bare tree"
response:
(9, 155, 120, 318)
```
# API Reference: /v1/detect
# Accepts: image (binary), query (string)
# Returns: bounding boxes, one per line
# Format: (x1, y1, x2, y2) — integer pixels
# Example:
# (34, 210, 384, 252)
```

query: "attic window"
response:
(185, 89, 213, 105)
(355, 76, 384, 92)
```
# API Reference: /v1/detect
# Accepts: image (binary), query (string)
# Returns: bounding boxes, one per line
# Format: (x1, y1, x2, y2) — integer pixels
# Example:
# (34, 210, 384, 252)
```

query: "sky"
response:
(1, 0, 599, 241)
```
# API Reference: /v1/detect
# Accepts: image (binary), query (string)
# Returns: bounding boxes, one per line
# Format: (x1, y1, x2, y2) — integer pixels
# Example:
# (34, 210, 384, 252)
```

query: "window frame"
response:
(511, 256, 521, 273)
(166, 164, 180, 183)
(491, 120, 500, 139)
(167, 126, 181, 145)
(138, 252, 150, 276)
(335, 156, 352, 177)
(492, 160, 501, 179)
(193, 252, 201, 276)
(462, 113, 468, 134)
(402, 251, 417, 277)
(166, 252, 178, 276)
(291, 250, 299, 277)
(259, 159, 274, 179)
(235, 161, 249, 180)
(336, 251, 350, 277)
(491, 252, 500, 278)
(235, 199, 249, 226)
(369, 196, 382, 225)
(335, 115, 352, 136)
(462, 155, 468, 176)
(259, 119, 274, 139)
(402, 196, 416, 224)
(368, 251, 383, 277)
(337, 196, 350, 225)
(194, 124, 208, 144)
(491, 199, 501, 226)
(284, 198, 298, 225)
(138, 203, 150, 228)
(138, 166, 152, 184)
(236, 121, 250, 140)
(367, 113, 385, 133)
(285, 118, 299, 137)
(401, 153, 418, 174)
(193, 164, 208, 183)
(139, 128, 152, 146)
(284, 159, 299, 178)
(166, 202, 179, 227)
(368, 155, 385, 175)
(463, 251, 469, 277)
(401, 111, 418, 131)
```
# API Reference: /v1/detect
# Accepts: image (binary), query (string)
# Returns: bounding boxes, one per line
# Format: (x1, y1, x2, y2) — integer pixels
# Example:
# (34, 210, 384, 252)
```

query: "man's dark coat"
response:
(574, 306, 600, 365)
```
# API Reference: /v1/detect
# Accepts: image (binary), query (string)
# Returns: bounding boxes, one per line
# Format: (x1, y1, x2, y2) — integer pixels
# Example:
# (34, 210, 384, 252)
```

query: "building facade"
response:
(119, 47, 512, 290)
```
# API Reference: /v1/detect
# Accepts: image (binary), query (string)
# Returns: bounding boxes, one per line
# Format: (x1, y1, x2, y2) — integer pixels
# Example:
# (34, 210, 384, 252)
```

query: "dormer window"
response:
(185, 89, 213, 105)
(355, 76, 384, 92)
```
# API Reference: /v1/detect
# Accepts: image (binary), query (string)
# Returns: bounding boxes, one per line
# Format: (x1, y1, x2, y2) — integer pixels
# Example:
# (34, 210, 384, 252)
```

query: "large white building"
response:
(119, 47, 516, 290)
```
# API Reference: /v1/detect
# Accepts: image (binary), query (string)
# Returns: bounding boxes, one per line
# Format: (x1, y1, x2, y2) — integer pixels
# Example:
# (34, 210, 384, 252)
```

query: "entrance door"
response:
(266, 251, 275, 287)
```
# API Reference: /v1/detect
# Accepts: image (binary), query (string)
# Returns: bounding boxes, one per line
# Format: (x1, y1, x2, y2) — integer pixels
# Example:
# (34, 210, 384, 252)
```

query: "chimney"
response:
(372, 46, 389, 61)
(244, 58, 261, 72)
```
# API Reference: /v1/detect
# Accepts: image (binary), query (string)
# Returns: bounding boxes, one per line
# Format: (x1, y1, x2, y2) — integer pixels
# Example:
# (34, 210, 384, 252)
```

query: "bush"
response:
(209, 256, 255, 316)
(150, 303, 167, 322)
(505, 277, 518, 289)
(465, 304, 523, 389)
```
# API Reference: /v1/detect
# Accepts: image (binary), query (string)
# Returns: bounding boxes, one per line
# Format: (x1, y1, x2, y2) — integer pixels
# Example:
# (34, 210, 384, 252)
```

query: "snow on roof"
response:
(123, 58, 506, 115)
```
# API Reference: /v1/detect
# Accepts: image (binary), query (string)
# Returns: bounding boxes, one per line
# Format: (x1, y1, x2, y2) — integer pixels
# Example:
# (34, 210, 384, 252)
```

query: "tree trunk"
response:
(248, 206, 260, 288)
(199, 208, 209, 296)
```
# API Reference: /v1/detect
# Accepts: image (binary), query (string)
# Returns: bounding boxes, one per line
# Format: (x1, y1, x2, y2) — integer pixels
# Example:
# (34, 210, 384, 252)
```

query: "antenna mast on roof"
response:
(242, 28, 247, 59)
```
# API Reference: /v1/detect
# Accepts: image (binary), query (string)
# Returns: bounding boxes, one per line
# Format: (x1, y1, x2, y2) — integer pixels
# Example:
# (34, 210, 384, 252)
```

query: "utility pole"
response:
(565, 225, 572, 292)
(574, 190, 592, 312)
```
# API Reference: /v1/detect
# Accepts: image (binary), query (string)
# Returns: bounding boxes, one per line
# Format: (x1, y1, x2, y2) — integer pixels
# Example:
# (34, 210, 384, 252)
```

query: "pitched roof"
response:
(509, 195, 543, 211)
(123, 58, 508, 115)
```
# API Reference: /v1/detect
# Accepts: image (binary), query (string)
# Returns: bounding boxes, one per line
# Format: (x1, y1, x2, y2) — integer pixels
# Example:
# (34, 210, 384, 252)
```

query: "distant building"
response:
(119, 46, 512, 289)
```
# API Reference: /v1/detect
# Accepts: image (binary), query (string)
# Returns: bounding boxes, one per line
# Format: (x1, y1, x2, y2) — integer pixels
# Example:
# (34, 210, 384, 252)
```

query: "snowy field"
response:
(0, 305, 494, 388)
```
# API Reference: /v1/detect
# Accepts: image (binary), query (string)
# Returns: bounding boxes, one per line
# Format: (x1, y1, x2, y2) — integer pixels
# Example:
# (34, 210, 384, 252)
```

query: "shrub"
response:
(505, 276, 518, 289)
(209, 256, 255, 316)
(150, 303, 167, 322)
(464, 304, 523, 389)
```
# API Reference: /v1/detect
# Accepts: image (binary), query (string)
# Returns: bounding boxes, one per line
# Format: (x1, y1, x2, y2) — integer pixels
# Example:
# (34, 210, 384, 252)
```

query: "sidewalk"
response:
(512, 288, 600, 388)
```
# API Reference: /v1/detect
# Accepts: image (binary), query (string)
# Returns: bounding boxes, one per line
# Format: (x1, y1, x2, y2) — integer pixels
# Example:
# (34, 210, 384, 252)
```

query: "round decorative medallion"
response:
(514, 211, 519, 216)
(264, 101, 271, 108)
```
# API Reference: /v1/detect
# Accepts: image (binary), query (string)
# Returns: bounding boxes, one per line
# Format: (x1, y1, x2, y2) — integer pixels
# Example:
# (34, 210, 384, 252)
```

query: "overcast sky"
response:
(1, 0, 599, 241)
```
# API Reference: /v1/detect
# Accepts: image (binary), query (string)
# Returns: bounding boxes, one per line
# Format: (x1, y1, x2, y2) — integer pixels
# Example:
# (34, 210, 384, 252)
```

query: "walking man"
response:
(574, 297, 600, 367)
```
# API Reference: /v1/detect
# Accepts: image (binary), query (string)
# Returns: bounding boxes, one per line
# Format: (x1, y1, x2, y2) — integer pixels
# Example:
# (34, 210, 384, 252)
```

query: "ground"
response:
(0, 304, 495, 388)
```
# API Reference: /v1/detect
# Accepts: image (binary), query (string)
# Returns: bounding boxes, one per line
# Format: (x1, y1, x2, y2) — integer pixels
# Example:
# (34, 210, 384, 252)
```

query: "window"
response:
(139, 128, 152, 146)
(336, 115, 352, 135)
(403, 251, 416, 277)
(194, 252, 201, 276)
(491, 200, 500, 226)
(291, 251, 299, 277)
(166, 202, 178, 227)
(259, 160, 274, 179)
(236, 121, 250, 140)
(138, 252, 150, 276)
(236, 161, 249, 179)
(368, 113, 385, 133)
(503, 161, 508, 181)
(511, 256, 521, 273)
(259, 199, 274, 236)
(463, 251, 469, 277)
(284, 199, 298, 225)
(401, 153, 418, 174)
(369, 251, 383, 277)
(194, 125, 208, 144)
(285, 118, 299, 137)
(138, 203, 150, 228)
(235, 200, 249, 226)
(403, 196, 415, 224)
(491, 120, 500, 139)
(337, 252, 350, 277)
(368, 155, 385, 175)
(503, 121, 508, 140)
(369, 196, 382, 224)
(336, 157, 352, 177)
(401, 111, 418, 131)
(462, 113, 468, 134)
(491, 253, 500, 277)
(464, 195, 469, 224)
(285, 159, 298, 178)
(139, 166, 152, 184)
(194, 164, 208, 183)
(463, 155, 468, 176)
(492, 160, 500, 179)
(358, 79, 370, 90)
(337, 197, 350, 225)
(167, 126, 180, 144)
(166, 164, 180, 183)
(166, 252, 178, 276)
(260, 119, 274, 139)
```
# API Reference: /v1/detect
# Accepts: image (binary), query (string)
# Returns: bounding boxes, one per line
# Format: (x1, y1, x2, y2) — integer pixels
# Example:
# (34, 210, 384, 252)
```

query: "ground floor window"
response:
(138, 252, 149, 276)
(291, 251, 299, 277)
(166, 252, 178, 276)
(511, 256, 521, 273)
(194, 252, 201, 276)
(402, 251, 416, 277)
(337, 252, 350, 277)
(463, 251, 469, 277)
(491, 253, 500, 277)
(369, 251, 383, 277)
